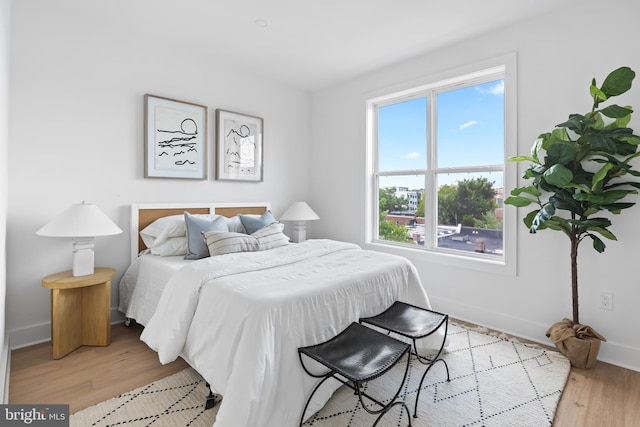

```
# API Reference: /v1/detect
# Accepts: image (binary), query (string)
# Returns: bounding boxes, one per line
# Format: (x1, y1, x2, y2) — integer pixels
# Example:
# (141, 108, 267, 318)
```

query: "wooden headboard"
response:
(130, 202, 270, 262)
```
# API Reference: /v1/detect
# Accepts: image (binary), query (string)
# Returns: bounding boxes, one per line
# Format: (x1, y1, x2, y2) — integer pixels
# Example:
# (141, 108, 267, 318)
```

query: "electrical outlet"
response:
(600, 292, 613, 310)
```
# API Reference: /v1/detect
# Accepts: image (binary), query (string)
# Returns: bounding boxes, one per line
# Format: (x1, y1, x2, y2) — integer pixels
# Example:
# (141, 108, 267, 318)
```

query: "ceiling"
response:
(52, 0, 574, 92)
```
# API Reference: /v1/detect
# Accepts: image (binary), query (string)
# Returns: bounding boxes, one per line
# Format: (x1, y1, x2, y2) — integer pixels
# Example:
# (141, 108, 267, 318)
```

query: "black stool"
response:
(298, 322, 412, 426)
(360, 301, 450, 418)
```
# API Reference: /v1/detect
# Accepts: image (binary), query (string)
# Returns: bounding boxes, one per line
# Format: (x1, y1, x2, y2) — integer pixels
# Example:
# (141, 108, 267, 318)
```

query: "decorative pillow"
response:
(204, 231, 260, 256)
(226, 215, 246, 233)
(140, 214, 187, 248)
(205, 222, 289, 256)
(239, 211, 277, 234)
(184, 212, 229, 260)
(252, 222, 290, 250)
(149, 237, 188, 256)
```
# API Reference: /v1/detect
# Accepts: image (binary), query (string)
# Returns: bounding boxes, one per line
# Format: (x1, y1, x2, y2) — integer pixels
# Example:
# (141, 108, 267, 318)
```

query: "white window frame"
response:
(364, 54, 517, 275)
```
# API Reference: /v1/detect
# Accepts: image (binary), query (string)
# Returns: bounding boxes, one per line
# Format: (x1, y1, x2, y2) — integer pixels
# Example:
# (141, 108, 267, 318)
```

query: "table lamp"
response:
(36, 201, 123, 276)
(280, 201, 319, 243)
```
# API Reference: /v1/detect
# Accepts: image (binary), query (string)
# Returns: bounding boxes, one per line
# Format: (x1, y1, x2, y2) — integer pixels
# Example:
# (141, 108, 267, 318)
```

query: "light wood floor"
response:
(9, 323, 640, 426)
(9, 323, 189, 413)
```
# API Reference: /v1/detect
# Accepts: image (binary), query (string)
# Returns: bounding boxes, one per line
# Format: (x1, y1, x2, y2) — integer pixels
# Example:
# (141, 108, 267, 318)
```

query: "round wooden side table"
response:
(42, 267, 115, 359)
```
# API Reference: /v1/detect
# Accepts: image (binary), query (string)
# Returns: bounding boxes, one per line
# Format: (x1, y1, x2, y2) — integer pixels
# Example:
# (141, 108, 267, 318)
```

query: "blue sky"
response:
(378, 79, 504, 189)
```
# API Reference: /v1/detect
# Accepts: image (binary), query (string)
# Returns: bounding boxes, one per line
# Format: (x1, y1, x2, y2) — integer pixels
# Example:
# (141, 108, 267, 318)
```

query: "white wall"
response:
(6, 1, 312, 348)
(311, 0, 640, 371)
(8, 0, 640, 372)
(1, 0, 10, 404)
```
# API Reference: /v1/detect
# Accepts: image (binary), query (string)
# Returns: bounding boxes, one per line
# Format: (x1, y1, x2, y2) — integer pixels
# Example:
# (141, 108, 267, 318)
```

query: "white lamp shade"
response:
(36, 202, 122, 237)
(280, 202, 320, 221)
(280, 202, 319, 243)
(37, 202, 121, 276)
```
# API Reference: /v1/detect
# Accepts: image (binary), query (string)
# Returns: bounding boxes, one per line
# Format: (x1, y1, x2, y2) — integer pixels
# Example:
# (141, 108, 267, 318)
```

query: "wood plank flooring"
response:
(9, 323, 188, 414)
(9, 322, 640, 426)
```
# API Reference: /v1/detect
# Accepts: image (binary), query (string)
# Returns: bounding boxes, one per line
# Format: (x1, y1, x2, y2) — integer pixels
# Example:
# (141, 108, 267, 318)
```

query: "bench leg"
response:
(204, 382, 220, 410)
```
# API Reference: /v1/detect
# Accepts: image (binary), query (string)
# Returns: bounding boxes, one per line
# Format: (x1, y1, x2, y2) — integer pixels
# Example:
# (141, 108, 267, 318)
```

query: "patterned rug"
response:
(71, 323, 570, 427)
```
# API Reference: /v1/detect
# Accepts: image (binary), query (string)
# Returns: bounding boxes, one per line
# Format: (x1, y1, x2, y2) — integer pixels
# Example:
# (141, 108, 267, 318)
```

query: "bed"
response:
(119, 202, 439, 427)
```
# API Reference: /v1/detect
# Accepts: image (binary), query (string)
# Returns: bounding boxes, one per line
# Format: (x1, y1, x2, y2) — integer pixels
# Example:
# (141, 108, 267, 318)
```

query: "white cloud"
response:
(405, 152, 420, 159)
(479, 81, 504, 95)
(459, 120, 479, 130)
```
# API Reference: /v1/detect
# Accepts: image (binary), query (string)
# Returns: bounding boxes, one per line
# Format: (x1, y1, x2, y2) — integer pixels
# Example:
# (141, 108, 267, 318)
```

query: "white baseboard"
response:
(8, 307, 127, 350)
(431, 295, 640, 373)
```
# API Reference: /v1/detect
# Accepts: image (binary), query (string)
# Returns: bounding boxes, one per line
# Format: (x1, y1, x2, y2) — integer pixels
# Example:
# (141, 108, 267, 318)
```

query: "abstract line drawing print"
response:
(154, 107, 199, 171)
(215, 109, 262, 181)
(223, 119, 257, 175)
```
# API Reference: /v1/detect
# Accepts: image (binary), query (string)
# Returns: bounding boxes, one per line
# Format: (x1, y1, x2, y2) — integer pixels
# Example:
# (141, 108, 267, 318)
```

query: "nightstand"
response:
(42, 267, 115, 359)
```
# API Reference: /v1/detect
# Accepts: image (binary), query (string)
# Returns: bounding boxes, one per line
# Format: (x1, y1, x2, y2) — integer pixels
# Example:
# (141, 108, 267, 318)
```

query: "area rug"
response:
(71, 323, 570, 427)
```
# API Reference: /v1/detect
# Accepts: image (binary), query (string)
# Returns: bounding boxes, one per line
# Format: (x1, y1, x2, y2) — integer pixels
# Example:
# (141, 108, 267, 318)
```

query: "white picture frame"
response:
(144, 94, 208, 179)
(216, 109, 263, 182)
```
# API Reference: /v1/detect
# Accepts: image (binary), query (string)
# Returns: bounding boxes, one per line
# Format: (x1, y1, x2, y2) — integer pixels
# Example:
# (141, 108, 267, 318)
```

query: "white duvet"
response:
(141, 239, 435, 427)
(119, 254, 190, 326)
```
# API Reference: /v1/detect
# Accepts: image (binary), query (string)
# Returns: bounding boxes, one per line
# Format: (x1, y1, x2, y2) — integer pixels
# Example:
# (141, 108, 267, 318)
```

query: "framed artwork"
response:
(144, 94, 208, 179)
(216, 109, 263, 182)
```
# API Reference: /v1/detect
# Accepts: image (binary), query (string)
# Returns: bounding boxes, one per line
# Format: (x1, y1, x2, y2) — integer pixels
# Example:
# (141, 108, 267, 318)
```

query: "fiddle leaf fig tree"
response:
(505, 67, 640, 325)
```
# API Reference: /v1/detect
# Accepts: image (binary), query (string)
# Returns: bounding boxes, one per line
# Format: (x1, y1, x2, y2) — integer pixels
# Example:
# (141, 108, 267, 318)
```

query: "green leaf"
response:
(554, 114, 587, 135)
(540, 218, 565, 232)
(543, 164, 573, 187)
(592, 163, 613, 189)
(589, 234, 606, 253)
(621, 135, 640, 145)
(504, 196, 536, 207)
(600, 66, 636, 98)
(508, 155, 536, 163)
(600, 105, 633, 118)
(522, 163, 545, 178)
(601, 202, 636, 213)
(549, 192, 583, 215)
(523, 210, 537, 229)
(589, 227, 617, 241)
(567, 217, 612, 229)
(547, 142, 575, 165)
(530, 137, 544, 161)
(587, 134, 617, 152)
(606, 180, 640, 190)
(510, 185, 542, 197)
(587, 111, 605, 130)
(613, 139, 638, 156)
(590, 84, 607, 102)
(615, 111, 632, 128)
(573, 189, 636, 204)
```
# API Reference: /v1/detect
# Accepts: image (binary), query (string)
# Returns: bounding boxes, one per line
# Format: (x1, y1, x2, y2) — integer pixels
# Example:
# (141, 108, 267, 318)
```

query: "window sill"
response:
(362, 240, 515, 277)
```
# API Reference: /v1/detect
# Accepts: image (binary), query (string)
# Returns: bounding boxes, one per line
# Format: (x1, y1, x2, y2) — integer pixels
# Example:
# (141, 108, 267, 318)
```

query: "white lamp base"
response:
(72, 239, 95, 276)
(290, 221, 307, 243)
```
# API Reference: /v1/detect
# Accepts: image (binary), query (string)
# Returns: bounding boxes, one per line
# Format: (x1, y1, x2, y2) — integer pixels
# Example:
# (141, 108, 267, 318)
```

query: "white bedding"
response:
(139, 239, 437, 427)
(119, 254, 190, 326)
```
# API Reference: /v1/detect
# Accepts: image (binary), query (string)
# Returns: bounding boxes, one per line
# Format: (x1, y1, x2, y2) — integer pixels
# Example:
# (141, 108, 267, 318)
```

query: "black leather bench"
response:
(360, 301, 450, 418)
(298, 321, 413, 426)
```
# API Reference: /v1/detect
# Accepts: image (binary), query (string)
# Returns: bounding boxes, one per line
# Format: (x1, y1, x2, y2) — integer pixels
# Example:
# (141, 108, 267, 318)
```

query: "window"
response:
(366, 61, 516, 269)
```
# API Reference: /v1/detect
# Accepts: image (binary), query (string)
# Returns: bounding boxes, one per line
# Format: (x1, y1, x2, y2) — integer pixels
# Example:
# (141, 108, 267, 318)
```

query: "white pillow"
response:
(149, 237, 188, 256)
(140, 213, 212, 248)
(226, 215, 246, 233)
(140, 215, 185, 248)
